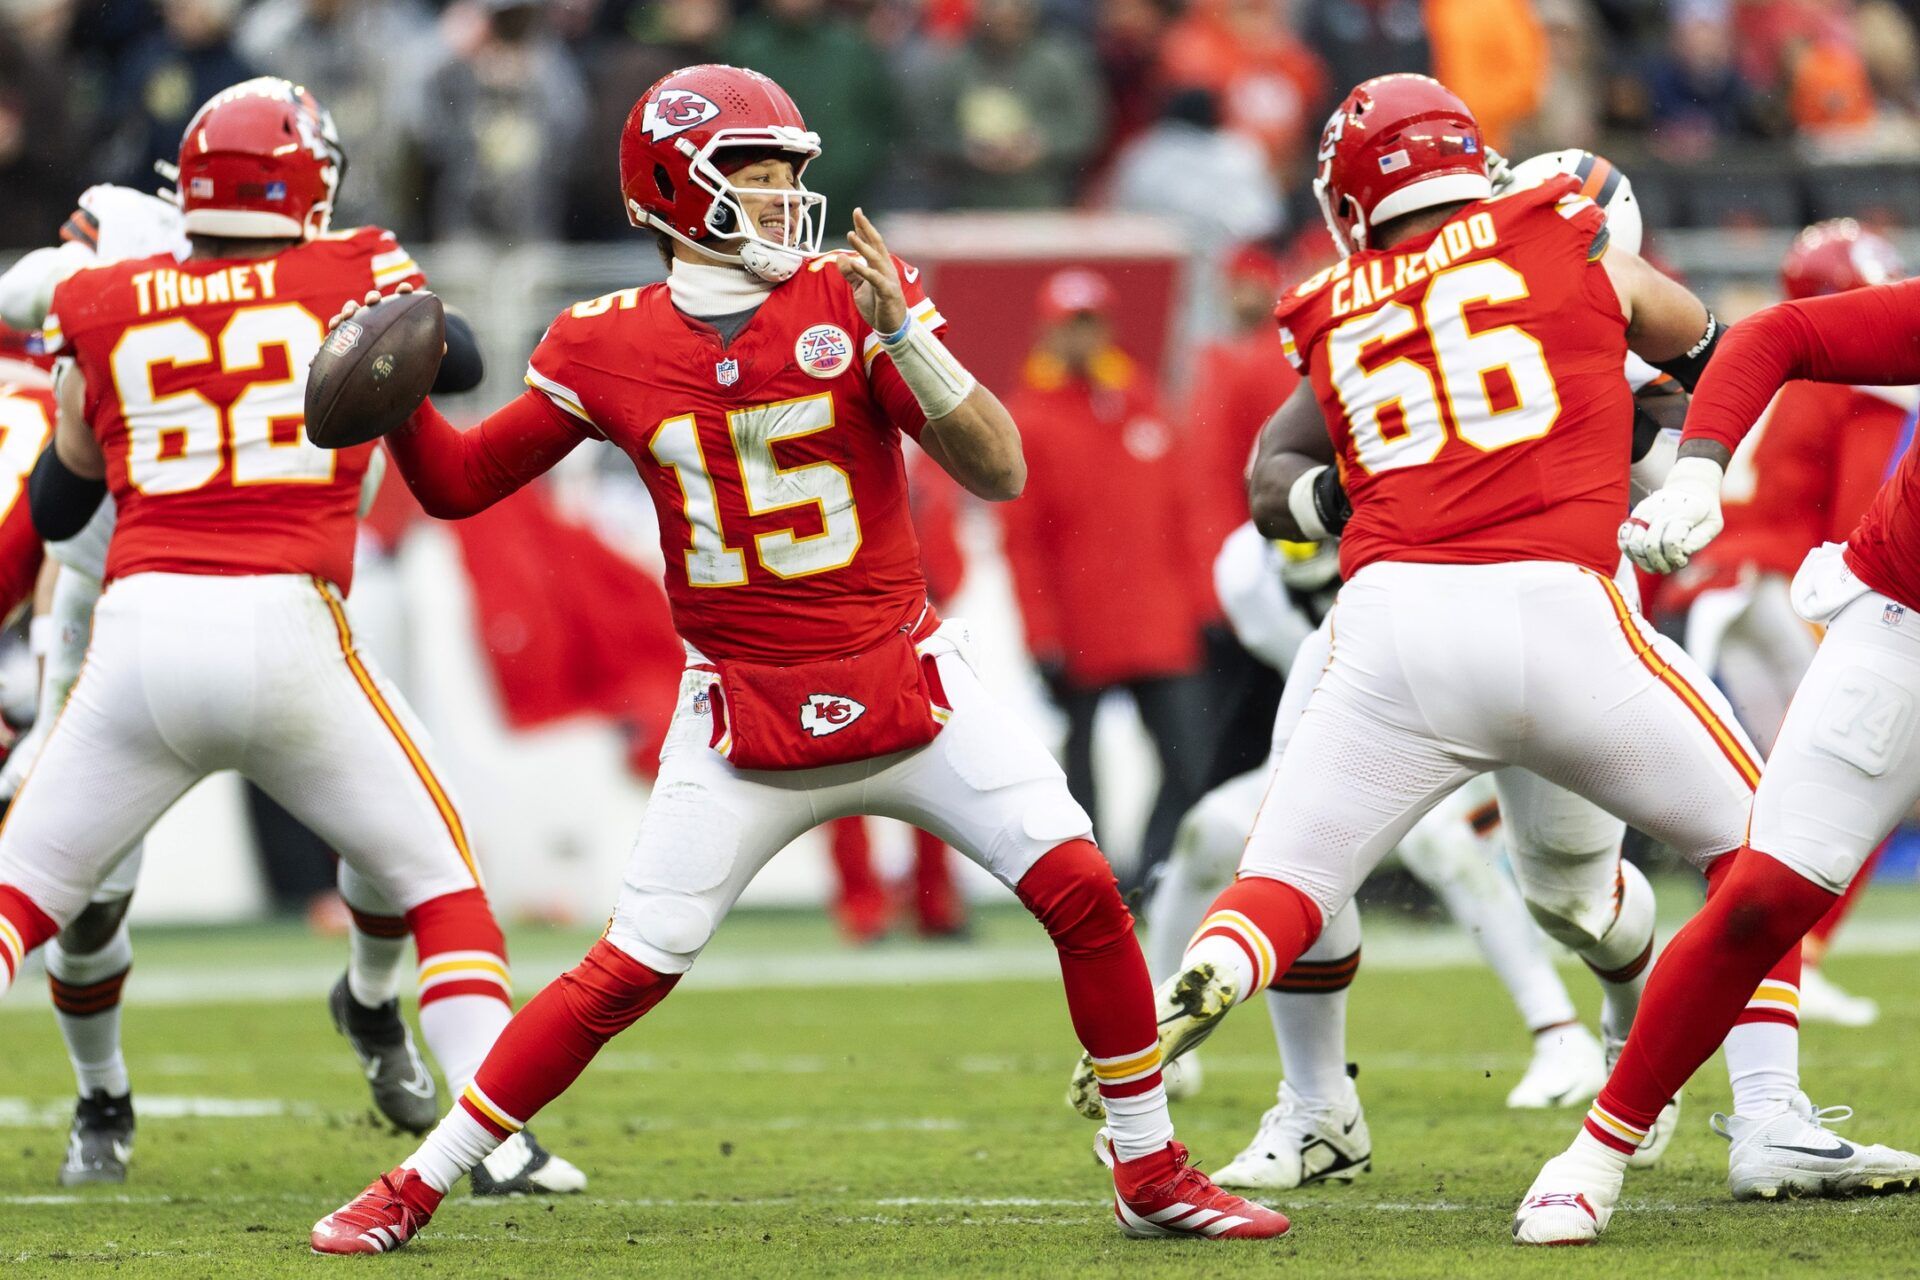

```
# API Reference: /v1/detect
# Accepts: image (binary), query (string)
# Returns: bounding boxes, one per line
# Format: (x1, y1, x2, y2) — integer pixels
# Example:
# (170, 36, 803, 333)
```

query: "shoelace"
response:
(1710, 1101, 1856, 1143)
(336, 1175, 428, 1234)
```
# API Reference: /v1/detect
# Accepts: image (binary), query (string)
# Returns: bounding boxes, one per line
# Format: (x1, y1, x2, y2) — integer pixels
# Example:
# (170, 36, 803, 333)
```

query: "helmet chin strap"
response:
(636, 205, 809, 284)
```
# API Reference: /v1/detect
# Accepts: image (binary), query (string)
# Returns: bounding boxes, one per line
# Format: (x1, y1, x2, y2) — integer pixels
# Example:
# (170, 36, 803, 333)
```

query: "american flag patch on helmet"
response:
(1378, 150, 1410, 173)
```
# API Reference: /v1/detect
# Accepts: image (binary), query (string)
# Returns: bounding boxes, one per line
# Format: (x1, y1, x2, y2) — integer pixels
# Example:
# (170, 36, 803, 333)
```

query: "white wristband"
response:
(878, 313, 977, 422)
(1287, 467, 1332, 541)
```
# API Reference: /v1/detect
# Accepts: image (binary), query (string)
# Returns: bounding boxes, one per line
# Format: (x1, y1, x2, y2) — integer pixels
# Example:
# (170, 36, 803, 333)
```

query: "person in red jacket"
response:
(1001, 269, 1212, 891)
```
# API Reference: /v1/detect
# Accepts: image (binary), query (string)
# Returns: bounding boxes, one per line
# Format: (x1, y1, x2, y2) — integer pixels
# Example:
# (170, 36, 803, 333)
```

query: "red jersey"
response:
(0, 378, 53, 616)
(1276, 176, 1629, 580)
(44, 227, 424, 591)
(525, 255, 945, 665)
(1684, 276, 1920, 612)
(1678, 381, 1913, 600)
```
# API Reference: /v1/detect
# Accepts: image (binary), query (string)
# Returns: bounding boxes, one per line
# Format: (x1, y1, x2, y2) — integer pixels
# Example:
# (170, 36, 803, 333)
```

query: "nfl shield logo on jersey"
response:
(715, 357, 740, 387)
(800, 693, 867, 737)
(796, 325, 853, 379)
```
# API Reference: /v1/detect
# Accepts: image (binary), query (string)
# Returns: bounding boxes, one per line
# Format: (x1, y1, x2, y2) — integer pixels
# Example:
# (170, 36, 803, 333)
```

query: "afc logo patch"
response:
(800, 693, 866, 737)
(795, 324, 853, 379)
(642, 89, 721, 142)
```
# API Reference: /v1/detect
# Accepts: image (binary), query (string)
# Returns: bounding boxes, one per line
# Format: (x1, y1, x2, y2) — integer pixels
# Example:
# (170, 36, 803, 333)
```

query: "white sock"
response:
(1180, 935, 1257, 1005)
(1570, 1124, 1634, 1174)
(1263, 899, 1361, 1108)
(1104, 1084, 1177, 1162)
(346, 923, 407, 1008)
(1724, 1020, 1799, 1119)
(47, 924, 133, 1098)
(403, 1104, 504, 1193)
(418, 994, 513, 1096)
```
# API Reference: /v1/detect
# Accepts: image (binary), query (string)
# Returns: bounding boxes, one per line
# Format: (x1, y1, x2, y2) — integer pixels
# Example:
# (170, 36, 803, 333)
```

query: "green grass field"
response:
(5, 888, 1920, 1279)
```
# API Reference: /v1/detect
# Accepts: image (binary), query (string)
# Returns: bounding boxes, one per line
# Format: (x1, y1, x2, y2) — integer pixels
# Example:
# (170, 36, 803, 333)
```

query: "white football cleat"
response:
(1798, 967, 1879, 1028)
(1512, 1145, 1624, 1246)
(1507, 1024, 1607, 1110)
(1162, 1053, 1204, 1102)
(1068, 961, 1239, 1120)
(1604, 1033, 1679, 1169)
(1213, 1076, 1371, 1191)
(1715, 1093, 1920, 1200)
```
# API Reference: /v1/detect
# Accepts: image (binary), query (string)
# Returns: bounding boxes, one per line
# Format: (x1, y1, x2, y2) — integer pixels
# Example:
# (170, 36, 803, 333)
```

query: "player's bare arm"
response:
(838, 209, 1025, 502)
(28, 361, 108, 542)
(1246, 380, 1339, 543)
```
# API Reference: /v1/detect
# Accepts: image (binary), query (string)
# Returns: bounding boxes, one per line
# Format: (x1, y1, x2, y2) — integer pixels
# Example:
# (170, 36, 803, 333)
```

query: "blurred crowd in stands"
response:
(9, 0, 1920, 252)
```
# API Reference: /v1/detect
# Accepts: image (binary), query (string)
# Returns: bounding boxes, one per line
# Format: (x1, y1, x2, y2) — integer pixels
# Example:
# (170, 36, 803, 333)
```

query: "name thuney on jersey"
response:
(800, 693, 867, 737)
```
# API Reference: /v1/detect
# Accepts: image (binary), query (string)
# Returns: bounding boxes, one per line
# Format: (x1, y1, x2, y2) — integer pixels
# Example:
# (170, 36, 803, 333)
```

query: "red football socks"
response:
(1587, 848, 1836, 1149)
(0, 884, 57, 993)
(1187, 875, 1324, 1000)
(459, 938, 680, 1137)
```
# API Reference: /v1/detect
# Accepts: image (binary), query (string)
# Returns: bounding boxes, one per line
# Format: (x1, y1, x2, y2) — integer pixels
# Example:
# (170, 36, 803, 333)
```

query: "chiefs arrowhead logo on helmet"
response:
(642, 89, 722, 142)
(799, 693, 867, 737)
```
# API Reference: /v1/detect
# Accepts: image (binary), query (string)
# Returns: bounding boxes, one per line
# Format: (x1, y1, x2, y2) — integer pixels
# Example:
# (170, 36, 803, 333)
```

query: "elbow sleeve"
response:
(433, 311, 486, 395)
(29, 446, 106, 542)
(1651, 314, 1724, 392)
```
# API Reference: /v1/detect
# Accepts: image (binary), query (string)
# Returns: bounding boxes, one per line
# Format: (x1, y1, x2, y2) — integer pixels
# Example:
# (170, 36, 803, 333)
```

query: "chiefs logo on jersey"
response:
(800, 692, 867, 737)
(795, 324, 852, 379)
(642, 89, 722, 142)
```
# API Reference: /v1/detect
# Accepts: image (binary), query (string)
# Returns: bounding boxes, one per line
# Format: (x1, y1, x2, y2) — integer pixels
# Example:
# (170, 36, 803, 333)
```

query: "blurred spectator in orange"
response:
(826, 450, 973, 944)
(1183, 244, 1296, 788)
(1000, 269, 1212, 891)
(1424, 0, 1548, 152)
(412, 0, 587, 241)
(1299, 0, 1431, 107)
(1786, 32, 1876, 139)
(237, 0, 439, 235)
(726, 0, 896, 236)
(1159, 0, 1327, 170)
(916, 0, 1106, 209)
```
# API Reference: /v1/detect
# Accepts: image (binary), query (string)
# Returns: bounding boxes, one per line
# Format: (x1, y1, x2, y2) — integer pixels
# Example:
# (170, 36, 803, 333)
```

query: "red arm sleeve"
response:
(1685, 279, 1920, 453)
(384, 389, 592, 520)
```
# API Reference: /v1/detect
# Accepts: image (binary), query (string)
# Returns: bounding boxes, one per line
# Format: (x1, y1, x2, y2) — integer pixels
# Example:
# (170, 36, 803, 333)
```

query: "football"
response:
(304, 290, 445, 448)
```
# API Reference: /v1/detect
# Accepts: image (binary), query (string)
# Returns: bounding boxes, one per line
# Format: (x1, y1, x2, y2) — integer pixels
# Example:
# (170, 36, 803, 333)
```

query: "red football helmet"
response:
(1313, 74, 1491, 257)
(1781, 219, 1904, 300)
(619, 64, 824, 282)
(177, 77, 344, 241)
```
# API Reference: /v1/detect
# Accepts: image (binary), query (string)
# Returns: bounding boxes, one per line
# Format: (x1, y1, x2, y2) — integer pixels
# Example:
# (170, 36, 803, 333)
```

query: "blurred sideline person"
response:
(1000, 270, 1212, 893)
(0, 79, 583, 1196)
(1657, 219, 1914, 1028)
(312, 64, 1288, 1254)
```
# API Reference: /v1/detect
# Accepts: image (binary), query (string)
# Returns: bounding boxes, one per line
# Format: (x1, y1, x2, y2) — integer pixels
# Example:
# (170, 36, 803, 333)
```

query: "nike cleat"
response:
(1716, 1092, 1920, 1200)
(329, 974, 440, 1133)
(1513, 1146, 1624, 1246)
(1106, 1136, 1291, 1240)
(1068, 961, 1240, 1120)
(311, 1168, 443, 1255)
(1507, 1024, 1607, 1110)
(57, 1090, 134, 1186)
(469, 1129, 588, 1196)
(1604, 1033, 1679, 1169)
(1214, 1074, 1372, 1191)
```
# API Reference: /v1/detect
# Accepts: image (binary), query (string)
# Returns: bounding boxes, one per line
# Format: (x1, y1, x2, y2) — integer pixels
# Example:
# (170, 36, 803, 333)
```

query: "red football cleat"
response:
(310, 1168, 443, 1255)
(1107, 1137, 1292, 1240)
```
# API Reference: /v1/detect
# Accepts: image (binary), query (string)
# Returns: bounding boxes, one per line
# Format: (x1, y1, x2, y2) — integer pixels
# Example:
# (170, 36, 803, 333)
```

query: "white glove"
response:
(1618, 455, 1725, 574)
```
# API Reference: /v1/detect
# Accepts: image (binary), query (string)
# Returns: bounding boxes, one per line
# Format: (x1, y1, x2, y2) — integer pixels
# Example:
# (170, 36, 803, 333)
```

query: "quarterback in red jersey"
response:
(1062, 75, 1914, 1245)
(0, 78, 584, 1195)
(1527, 257, 1920, 1245)
(1666, 220, 1914, 1028)
(310, 64, 1287, 1255)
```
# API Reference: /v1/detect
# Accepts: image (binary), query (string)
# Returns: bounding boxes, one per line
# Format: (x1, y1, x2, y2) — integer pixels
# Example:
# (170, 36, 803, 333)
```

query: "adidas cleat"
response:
(469, 1129, 587, 1196)
(57, 1090, 134, 1186)
(329, 974, 440, 1134)
(1716, 1092, 1920, 1200)
(1215, 1074, 1371, 1191)
(1105, 1136, 1291, 1240)
(311, 1168, 443, 1255)
(1068, 961, 1239, 1120)
(1513, 1146, 1624, 1246)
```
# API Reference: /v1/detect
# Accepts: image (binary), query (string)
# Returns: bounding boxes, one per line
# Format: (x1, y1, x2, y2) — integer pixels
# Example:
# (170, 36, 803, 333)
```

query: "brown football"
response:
(304, 290, 445, 449)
